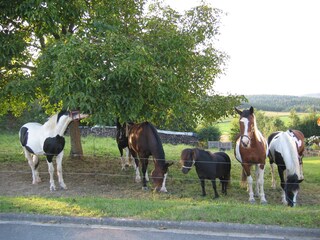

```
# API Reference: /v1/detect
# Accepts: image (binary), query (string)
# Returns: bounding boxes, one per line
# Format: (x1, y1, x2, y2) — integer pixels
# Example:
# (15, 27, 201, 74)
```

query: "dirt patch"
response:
(1, 157, 319, 206)
(0, 157, 155, 199)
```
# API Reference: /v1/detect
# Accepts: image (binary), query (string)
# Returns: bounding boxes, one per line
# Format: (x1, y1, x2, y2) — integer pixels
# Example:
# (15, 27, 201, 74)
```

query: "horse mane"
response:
(43, 113, 59, 129)
(281, 132, 300, 176)
(252, 113, 264, 143)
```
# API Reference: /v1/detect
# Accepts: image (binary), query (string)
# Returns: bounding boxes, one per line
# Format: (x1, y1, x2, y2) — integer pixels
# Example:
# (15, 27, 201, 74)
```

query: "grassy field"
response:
(0, 131, 320, 228)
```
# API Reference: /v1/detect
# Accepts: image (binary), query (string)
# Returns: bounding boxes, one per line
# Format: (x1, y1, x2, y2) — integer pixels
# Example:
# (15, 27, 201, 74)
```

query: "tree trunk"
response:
(69, 121, 84, 160)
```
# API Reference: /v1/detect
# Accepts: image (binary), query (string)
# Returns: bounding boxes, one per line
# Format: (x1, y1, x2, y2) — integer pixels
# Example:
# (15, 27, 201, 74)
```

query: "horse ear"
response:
(249, 106, 254, 114)
(235, 107, 242, 115)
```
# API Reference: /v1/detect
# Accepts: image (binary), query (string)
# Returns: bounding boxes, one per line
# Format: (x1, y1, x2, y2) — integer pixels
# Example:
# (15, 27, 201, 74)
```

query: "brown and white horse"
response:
(234, 106, 268, 204)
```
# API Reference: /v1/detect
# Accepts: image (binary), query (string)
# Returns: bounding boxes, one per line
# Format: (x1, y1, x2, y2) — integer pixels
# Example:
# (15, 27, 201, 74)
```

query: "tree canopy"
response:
(0, 0, 244, 131)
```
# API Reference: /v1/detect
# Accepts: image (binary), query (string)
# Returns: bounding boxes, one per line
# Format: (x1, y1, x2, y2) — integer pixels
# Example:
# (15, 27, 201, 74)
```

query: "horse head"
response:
(285, 174, 303, 207)
(152, 161, 174, 192)
(235, 106, 255, 148)
(116, 119, 127, 142)
(180, 148, 197, 174)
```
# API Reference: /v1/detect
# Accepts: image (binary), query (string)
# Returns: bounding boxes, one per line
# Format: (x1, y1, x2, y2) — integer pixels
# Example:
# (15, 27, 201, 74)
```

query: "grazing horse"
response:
(19, 110, 88, 191)
(268, 129, 305, 189)
(127, 122, 173, 192)
(234, 106, 268, 204)
(116, 119, 134, 170)
(180, 148, 231, 198)
(268, 131, 304, 207)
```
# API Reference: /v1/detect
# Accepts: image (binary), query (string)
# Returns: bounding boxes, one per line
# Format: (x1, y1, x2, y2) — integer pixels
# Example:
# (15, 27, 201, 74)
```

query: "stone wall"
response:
(79, 126, 199, 146)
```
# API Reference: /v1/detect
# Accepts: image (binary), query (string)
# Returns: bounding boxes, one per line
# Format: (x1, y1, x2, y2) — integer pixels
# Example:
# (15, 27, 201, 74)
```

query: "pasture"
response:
(0, 132, 319, 228)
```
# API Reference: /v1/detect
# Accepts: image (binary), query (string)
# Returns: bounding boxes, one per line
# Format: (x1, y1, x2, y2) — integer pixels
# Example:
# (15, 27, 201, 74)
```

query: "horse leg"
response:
(242, 165, 255, 203)
(46, 158, 56, 191)
(160, 173, 168, 193)
(278, 168, 287, 205)
(211, 179, 219, 199)
(24, 149, 41, 184)
(247, 175, 255, 203)
(257, 164, 267, 204)
(141, 157, 149, 191)
(119, 147, 125, 170)
(56, 151, 67, 190)
(130, 151, 141, 183)
(254, 165, 260, 197)
(200, 179, 206, 196)
(220, 177, 227, 195)
(270, 162, 277, 189)
(124, 147, 131, 168)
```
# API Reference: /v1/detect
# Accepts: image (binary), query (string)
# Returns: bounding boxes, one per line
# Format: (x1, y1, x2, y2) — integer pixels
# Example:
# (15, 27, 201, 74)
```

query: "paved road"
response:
(1, 213, 319, 240)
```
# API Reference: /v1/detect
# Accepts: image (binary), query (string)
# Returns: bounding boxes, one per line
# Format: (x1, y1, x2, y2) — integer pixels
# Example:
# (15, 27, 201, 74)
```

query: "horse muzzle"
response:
(240, 135, 251, 148)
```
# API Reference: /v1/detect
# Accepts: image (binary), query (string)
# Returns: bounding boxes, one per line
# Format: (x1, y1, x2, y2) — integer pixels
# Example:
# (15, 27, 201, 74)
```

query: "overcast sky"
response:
(163, 0, 320, 96)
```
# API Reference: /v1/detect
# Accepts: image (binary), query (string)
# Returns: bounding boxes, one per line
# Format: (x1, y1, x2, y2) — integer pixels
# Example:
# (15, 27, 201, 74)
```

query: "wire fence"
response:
(1, 131, 320, 205)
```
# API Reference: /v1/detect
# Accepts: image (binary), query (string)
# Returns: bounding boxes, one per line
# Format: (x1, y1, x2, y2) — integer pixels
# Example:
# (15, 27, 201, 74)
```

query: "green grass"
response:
(1, 195, 319, 228)
(1, 132, 320, 228)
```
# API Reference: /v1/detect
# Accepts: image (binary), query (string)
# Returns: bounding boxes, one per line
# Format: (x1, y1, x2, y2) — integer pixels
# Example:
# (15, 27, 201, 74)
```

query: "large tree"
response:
(1, 0, 244, 154)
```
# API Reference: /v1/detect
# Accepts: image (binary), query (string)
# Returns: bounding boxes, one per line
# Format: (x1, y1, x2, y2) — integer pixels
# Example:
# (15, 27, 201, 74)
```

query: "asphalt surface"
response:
(1, 213, 319, 240)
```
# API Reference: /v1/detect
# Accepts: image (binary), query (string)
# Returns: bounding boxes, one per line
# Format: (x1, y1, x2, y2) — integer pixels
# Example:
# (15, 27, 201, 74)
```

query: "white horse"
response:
(268, 131, 304, 207)
(19, 110, 88, 191)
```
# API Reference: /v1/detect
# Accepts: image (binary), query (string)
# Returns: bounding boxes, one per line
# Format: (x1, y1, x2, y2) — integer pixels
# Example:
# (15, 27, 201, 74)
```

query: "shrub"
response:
(196, 125, 221, 142)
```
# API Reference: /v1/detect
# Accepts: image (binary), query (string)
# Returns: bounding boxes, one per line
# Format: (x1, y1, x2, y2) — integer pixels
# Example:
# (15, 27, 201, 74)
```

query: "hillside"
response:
(240, 94, 320, 112)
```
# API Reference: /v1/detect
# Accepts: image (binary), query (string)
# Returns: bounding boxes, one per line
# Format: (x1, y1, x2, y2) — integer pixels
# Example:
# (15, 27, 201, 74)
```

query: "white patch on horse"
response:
(240, 118, 250, 146)
(235, 139, 242, 163)
(160, 173, 168, 192)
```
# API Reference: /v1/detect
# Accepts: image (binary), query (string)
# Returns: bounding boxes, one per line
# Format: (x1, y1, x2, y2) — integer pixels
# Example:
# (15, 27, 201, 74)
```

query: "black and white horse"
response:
(19, 110, 88, 191)
(268, 130, 304, 207)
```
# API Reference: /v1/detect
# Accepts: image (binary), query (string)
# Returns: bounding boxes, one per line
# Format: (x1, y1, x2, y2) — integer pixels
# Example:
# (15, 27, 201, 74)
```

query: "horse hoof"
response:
(159, 187, 168, 193)
(249, 199, 255, 204)
(261, 200, 268, 205)
(50, 186, 56, 191)
(142, 187, 149, 191)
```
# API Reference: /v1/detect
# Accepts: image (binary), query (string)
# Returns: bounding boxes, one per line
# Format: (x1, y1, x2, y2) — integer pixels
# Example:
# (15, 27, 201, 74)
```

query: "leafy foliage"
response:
(196, 125, 221, 141)
(1, 0, 244, 131)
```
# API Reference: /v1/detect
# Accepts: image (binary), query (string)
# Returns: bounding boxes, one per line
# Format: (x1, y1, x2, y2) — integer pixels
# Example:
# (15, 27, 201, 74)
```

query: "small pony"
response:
(180, 148, 231, 198)
(19, 110, 88, 191)
(268, 130, 304, 207)
(234, 106, 268, 204)
(127, 122, 173, 192)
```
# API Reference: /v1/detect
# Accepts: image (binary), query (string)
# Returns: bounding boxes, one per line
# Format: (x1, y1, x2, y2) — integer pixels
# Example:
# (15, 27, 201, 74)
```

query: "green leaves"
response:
(1, 0, 244, 130)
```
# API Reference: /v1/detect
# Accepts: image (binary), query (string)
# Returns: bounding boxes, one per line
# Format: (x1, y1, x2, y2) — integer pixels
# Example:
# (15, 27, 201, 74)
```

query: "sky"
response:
(163, 0, 320, 96)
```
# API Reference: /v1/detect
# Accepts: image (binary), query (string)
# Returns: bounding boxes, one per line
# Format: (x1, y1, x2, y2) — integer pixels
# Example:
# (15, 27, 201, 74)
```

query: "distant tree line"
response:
(240, 95, 320, 112)
(229, 109, 320, 142)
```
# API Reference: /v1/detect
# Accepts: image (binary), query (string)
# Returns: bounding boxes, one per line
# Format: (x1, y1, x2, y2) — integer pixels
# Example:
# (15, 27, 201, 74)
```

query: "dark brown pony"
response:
(234, 106, 268, 204)
(268, 129, 305, 189)
(128, 122, 173, 192)
(180, 148, 231, 198)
